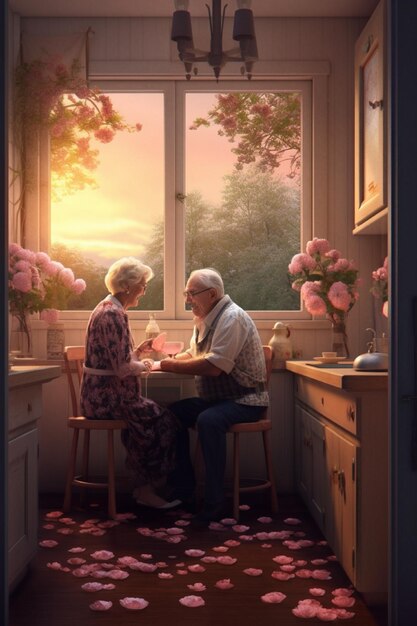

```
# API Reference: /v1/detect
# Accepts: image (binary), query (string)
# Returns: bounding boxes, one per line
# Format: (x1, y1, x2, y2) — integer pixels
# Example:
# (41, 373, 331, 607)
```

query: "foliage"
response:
(288, 238, 360, 324)
(371, 256, 388, 318)
(13, 57, 142, 209)
(190, 92, 301, 177)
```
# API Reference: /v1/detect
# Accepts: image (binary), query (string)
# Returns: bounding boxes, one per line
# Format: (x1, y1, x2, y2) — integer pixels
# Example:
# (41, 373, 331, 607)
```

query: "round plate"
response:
(313, 356, 347, 364)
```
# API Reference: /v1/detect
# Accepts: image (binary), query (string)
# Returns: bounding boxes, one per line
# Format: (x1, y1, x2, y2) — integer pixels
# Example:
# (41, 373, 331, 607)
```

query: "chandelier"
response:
(171, 0, 258, 81)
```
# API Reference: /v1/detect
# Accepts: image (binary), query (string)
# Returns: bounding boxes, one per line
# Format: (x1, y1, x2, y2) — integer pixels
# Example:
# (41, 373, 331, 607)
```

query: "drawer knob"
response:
(27, 402, 33, 412)
(347, 405, 355, 421)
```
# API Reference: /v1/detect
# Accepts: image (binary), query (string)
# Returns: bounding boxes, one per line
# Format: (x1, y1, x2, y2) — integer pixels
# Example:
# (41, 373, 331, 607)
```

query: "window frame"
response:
(39, 72, 328, 322)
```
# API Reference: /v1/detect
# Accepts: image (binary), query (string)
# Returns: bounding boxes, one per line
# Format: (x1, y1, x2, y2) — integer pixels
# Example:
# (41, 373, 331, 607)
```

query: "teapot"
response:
(269, 322, 293, 369)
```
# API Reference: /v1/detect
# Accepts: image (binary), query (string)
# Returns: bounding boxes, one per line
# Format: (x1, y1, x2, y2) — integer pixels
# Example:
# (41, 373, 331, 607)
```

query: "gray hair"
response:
(188, 268, 224, 297)
(105, 257, 154, 295)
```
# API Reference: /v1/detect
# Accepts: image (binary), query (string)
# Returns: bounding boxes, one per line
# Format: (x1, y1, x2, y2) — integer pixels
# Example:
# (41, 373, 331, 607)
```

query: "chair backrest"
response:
(64, 345, 85, 416)
(263, 345, 273, 386)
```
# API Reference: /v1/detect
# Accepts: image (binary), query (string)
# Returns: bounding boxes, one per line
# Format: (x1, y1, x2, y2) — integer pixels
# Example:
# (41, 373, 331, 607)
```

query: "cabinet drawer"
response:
(9, 385, 42, 434)
(295, 377, 357, 435)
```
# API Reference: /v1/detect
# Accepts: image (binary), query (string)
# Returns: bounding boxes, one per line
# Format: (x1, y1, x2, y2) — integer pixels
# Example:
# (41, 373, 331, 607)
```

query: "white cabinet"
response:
(289, 361, 388, 603)
(8, 366, 60, 590)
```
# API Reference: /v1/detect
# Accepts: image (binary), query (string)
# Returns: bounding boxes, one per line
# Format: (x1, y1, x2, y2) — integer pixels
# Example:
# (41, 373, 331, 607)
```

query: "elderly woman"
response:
(80, 257, 180, 509)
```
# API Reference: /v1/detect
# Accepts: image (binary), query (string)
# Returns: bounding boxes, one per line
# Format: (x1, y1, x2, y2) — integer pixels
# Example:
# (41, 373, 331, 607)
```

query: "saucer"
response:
(313, 356, 347, 364)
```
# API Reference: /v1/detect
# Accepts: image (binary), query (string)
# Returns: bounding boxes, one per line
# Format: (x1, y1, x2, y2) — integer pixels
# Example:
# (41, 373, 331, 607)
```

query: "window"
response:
(49, 80, 312, 319)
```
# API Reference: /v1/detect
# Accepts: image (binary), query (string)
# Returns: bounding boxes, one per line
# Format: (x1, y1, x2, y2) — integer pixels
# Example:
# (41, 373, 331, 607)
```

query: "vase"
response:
(331, 319, 349, 358)
(46, 322, 65, 360)
(10, 315, 33, 357)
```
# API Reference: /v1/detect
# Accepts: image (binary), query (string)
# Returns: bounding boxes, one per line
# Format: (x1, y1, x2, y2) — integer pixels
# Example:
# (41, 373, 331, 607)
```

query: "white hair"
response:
(188, 268, 224, 297)
(105, 257, 153, 295)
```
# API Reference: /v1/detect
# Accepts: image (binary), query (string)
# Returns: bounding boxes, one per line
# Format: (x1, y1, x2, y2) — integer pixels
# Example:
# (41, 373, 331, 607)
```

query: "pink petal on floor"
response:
(224, 539, 241, 547)
(311, 559, 328, 565)
(98, 520, 119, 529)
(292, 604, 318, 618)
(293, 560, 308, 567)
(176, 562, 185, 567)
(271, 571, 295, 581)
(261, 543, 272, 548)
(220, 518, 237, 526)
(243, 568, 263, 576)
(312, 569, 332, 580)
(129, 562, 157, 573)
(316, 607, 338, 621)
(43, 524, 55, 530)
(327, 555, 338, 561)
(232, 525, 250, 533)
(201, 556, 217, 564)
(239, 504, 250, 510)
(168, 536, 184, 544)
(67, 558, 86, 565)
(119, 597, 149, 610)
(284, 517, 302, 525)
(47, 561, 63, 570)
(72, 568, 92, 578)
(57, 528, 74, 535)
(332, 588, 354, 597)
(280, 564, 296, 572)
(68, 547, 86, 553)
(309, 588, 326, 596)
(166, 527, 184, 535)
(298, 540, 315, 548)
(140, 553, 153, 560)
(331, 596, 356, 608)
(177, 570, 188, 575)
(58, 517, 76, 525)
(115, 512, 137, 520)
(188, 564, 206, 573)
(273, 555, 294, 565)
(212, 546, 229, 553)
(39, 540, 58, 548)
(91, 570, 109, 579)
(283, 541, 302, 550)
(294, 565, 313, 578)
(117, 556, 139, 566)
(238, 535, 254, 542)
(107, 569, 130, 580)
(102, 583, 115, 590)
(175, 520, 190, 526)
(90, 550, 115, 560)
(209, 522, 227, 531)
(216, 556, 237, 565)
(335, 609, 356, 619)
(158, 572, 174, 579)
(261, 591, 287, 603)
(81, 582, 105, 592)
(45, 511, 64, 519)
(215, 578, 234, 589)
(185, 549, 205, 557)
(89, 600, 112, 611)
(188, 582, 207, 591)
(257, 516, 273, 524)
(156, 561, 168, 568)
(179, 595, 205, 607)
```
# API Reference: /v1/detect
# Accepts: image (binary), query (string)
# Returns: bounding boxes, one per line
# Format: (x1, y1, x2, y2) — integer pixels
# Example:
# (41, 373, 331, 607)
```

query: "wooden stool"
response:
(62, 346, 127, 519)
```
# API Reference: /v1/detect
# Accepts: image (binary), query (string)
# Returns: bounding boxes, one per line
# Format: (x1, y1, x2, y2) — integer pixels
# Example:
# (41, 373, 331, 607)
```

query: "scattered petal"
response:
(188, 564, 205, 573)
(257, 516, 273, 524)
(68, 547, 86, 553)
(46, 562, 63, 571)
(107, 569, 130, 580)
(201, 556, 217, 564)
(89, 600, 112, 611)
(312, 569, 332, 580)
(293, 560, 308, 567)
(187, 582, 206, 591)
(208, 522, 227, 531)
(43, 524, 55, 530)
(295, 569, 313, 578)
(166, 527, 184, 535)
(331, 596, 356, 608)
(90, 550, 114, 560)
(232, 525, 250, 533)
(332, 588, 355, 597)
(243, 568, 263, 576)
(217, 556, 237, 565)
(335, 608, 356, 619)
(284, 517, 302, 525)
(176, 569, 188, 575)
(215, 578, 234, 589)
(271, 571, 295, 581)
(158, 572, 174, 579)
(185, 549, 205, 557)
(45, 511, 64, 519)
(261, 543, 272, 548)
(309, 588, 326, 596)
(179, 595, 205, 608)
(273, 555, 294, 565)
(261, 591, 286, 604)
(39, 540, 58, 548)
(81, 582, 105, 592)
(239, 504, 250, 510)
(57, 528, 74, 535)
(67, 558, 86, 565)
(311, 559, 328, 566)
(316, 607, 338, 621)
(224, 540, 240, 548)
(292, 604, 318, 618)
(220, 518, 237, 526)
(212, 546, 229, 553)
(119, 597, 149, 610)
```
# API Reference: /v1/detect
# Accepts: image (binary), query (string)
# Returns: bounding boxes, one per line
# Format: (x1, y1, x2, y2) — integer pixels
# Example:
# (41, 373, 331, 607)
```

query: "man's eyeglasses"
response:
(183, 287, 212, 298)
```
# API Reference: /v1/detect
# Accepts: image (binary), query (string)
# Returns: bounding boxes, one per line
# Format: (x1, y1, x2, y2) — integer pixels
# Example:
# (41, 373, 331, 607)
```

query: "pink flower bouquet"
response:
(288, 238, 360, 356)
(371, 256, 388, 318)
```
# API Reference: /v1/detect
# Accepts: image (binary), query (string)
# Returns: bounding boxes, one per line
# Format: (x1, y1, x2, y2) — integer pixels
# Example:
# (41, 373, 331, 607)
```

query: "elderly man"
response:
(160, 268, 268, 522)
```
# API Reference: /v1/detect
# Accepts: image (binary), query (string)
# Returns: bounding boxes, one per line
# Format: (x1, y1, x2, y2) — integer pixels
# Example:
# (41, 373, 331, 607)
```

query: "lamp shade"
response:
(233, 8, 256, 41)
(171, 10, 193, 42)
(239, 36, 258, 61)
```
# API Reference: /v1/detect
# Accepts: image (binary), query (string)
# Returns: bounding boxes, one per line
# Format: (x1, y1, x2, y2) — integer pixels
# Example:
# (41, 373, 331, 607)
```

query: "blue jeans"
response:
(168, 397, 264, 510)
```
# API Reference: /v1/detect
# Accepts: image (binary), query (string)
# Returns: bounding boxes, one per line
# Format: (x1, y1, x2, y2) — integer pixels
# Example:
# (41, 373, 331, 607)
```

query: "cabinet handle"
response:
(347, 405, 355, 421)
(368, 99, 383, 110)
(27, 402, 32, 413)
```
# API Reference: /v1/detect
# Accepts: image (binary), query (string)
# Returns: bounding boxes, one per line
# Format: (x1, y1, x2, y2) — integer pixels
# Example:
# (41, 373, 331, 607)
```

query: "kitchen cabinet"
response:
(288, 361, 387, 603)
(8, 365, 60, 590)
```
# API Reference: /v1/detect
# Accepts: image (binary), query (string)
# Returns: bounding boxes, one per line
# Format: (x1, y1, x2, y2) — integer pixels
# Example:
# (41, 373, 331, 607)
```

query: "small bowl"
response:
(322, 351, 337, 358)
(162, 341, 185, 357)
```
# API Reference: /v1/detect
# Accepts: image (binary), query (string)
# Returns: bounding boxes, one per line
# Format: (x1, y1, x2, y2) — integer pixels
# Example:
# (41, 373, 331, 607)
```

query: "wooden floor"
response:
(9, 493, 388, 626)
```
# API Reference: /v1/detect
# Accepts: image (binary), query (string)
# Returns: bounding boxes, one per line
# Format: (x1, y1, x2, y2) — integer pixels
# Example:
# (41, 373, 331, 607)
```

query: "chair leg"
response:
(232, 433, 240, 521)
(107, 430, 117, 519)
(193, 436, 204, 506)
(79, 430, 90, 508)
(262, 430, 278, 513)
(63, 428, 79, 513)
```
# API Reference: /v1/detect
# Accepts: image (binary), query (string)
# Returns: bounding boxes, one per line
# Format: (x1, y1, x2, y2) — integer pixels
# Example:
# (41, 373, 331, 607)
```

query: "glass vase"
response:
(10, 315, 33, 357)
(331, 319, 349, 358)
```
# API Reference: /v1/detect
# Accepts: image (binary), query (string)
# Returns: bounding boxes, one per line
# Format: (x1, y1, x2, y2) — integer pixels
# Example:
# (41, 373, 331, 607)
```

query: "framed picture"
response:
(354, 1, 387, 228)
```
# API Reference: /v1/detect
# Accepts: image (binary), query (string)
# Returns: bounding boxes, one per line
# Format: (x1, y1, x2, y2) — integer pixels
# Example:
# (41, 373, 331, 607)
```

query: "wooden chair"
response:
(195, 345, 278, 520)
(62, 345, 127, 519)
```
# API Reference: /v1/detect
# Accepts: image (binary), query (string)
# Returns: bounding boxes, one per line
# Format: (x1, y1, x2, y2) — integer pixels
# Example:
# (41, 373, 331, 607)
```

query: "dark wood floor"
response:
(9, 493, 388, 626)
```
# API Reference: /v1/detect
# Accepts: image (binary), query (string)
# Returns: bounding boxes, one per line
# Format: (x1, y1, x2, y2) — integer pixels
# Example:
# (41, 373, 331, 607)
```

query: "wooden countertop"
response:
(8, 365, 61, 389)
(286, 360, 388, 392)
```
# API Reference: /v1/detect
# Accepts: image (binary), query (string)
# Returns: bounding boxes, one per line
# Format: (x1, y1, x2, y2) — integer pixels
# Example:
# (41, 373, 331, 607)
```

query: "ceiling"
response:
(9, 0, 379, 19)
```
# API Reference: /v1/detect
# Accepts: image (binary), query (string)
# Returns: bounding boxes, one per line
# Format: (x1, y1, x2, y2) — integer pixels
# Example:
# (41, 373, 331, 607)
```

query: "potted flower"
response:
(8, 243, 86, 355)
(288, 238, 360, 357)
(371, 256, 388, 318)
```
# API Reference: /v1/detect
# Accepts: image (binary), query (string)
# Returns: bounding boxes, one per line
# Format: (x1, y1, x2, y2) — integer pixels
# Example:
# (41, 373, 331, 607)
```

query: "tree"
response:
(190, 92, 301, 177)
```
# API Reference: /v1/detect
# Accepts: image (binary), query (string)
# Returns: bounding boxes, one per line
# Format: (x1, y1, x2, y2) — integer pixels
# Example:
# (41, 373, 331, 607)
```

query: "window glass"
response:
(50, 92, 165, 311)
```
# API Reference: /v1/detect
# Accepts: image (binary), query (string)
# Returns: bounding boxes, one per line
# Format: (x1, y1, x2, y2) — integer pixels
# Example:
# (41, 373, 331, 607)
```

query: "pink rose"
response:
(304, 294, 327, 316)
(306, 237, 331, 256)
(328, 281, 351, 312)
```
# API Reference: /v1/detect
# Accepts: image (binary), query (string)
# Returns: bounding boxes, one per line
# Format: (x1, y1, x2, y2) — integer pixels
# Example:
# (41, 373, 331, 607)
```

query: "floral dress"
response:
(80, 296, 177, 486)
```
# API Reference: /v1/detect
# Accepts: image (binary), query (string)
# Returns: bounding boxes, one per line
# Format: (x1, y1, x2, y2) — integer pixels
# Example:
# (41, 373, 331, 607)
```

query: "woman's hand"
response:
(135, 339, 153, 357)
(141, 358, 154, 373)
